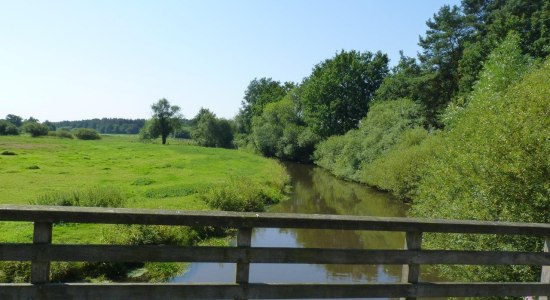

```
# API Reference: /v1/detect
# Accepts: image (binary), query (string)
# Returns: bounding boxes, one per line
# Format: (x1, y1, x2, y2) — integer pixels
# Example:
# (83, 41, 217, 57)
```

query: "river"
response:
(172, 162, 437, 299)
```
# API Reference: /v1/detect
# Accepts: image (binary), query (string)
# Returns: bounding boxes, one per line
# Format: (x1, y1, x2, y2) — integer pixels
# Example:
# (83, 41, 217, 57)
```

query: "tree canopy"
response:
(142, 99, 182, 144)
(300, 50, 389, 138)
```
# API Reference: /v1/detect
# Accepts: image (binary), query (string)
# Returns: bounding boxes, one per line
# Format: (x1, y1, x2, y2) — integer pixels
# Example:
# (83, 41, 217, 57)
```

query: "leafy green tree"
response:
(191, 108, 234, 148)
(458, 0, 550, 94)
(22, 122, 49, 137)
(444, 33, 530, 127)
(0, 120, 19, 135)
(236, 78, 294, 135)
(251, 92, 319, 162)
(5, 114, 22, 127)
(300, 50, 389, 138)
(144, 99, 182, 145)
(417, 4, 473, 125)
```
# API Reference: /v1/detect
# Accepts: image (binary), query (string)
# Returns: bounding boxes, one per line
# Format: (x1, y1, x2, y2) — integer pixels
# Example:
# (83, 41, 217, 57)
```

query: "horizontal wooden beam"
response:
(1, 205, 550, 235)
(1, 283, 550, 299)
(2, 244, 549, 266)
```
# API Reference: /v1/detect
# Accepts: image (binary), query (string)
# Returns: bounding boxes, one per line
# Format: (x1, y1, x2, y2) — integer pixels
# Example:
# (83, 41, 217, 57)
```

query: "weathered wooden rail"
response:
(0, 204, 549, 299)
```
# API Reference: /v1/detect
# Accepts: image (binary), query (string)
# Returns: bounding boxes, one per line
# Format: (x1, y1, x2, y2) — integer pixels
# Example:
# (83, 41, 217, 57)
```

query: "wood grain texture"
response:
(541, 237, 550, 300)
(1, 283, 550, 299)
(30, 222, 52, 284)
(1, 204, 550, 235)
(2, 244, 550, 265)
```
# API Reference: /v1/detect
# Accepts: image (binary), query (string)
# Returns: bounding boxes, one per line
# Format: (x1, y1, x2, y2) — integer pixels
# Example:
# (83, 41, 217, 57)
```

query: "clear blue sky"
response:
(0, 0, 460, 121)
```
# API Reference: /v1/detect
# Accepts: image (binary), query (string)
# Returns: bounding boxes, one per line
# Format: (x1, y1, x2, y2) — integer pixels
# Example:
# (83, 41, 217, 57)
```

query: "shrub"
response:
(361, 128, 442, 200)
(411, 56, 550, 282)
(0, 120, 19, 136)
(314, 98, 425, 181)
(1, 150, 17, 155)
(31, 187, 126, 208)
(22, 122, 49, 137)
(73, 128, 101, 140)
(201, 176, 287, 212)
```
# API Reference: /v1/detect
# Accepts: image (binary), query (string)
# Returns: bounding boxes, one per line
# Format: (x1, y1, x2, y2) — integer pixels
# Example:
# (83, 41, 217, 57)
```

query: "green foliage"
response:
(5, 114, 23, 127)
(1, 150, 17, 155)
(236, 78, 294, 136)
(458, 0, 550, 94)
(73, 128, 101, 140)
(191, 108, 234, 148)
(444, 33, 530, 127)
(0, 262, 30, 283)
(314, 98, 425, 180)
(146, 98, 182, 144)
(202, 164, 289, 212)
(22, 122, 49, 137)
(103, 225, 198, 246)
(0, 120, 19, 136)
(202, 178, 273, 212)
(362, 128, 442, 200)
(411, 58, 550, 282)
(54, 129, 74, 139)
(139, 118, 161, 141)
(251, 93, 319, 162)
(31, 187, 126, 208)
(52, 118, 145, 134)
(301, 50, 389, 138)
(142, 262, 186, 282)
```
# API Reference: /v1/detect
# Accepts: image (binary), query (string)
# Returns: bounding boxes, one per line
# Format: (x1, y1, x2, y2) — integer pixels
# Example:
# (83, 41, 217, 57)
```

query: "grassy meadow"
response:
(0, 134, 288, 282)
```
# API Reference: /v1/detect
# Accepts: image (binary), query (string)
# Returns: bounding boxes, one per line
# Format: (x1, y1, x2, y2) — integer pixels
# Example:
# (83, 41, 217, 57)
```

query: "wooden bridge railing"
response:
(0, 204, 549, 299)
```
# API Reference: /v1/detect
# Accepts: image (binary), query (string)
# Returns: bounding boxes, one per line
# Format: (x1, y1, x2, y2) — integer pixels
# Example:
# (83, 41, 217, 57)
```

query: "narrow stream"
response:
(172, 162, 438, 299)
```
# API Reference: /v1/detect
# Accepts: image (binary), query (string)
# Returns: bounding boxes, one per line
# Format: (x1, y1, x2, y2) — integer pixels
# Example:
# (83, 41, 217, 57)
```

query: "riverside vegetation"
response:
(0, 135, 288, 282)
(1, 0, 548, 286)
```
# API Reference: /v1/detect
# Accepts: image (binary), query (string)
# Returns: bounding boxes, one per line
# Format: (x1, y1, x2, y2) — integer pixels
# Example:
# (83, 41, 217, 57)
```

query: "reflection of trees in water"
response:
(274, 163, 408, 281)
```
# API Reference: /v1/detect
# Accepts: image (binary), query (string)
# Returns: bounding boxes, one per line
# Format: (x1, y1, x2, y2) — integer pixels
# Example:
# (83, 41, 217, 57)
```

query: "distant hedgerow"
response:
(73, 128, 101, 140)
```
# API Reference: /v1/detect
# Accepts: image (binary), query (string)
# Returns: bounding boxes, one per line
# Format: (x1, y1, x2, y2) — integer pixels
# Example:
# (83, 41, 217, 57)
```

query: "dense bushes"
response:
(73, 128, 101, 140)
(201, 163, 289, 212)
(251, 94, 319, 162)
(361, 128, 441, 200)
(0, 120, 19, 135)
(191, 108, 234, 148)
(314, 98, 425, 180)
(410, 57, 550, 282)
(48, 129, 74, 139)
(22, 122, 49, 137)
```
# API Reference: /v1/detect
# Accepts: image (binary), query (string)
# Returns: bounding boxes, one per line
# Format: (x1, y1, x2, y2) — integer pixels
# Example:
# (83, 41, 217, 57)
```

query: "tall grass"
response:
(30, 187, 126, 208)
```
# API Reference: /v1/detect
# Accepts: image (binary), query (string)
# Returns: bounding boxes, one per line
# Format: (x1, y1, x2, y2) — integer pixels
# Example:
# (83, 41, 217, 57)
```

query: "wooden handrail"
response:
(1, 204, 550, 235)
(0, 204, 549, 299)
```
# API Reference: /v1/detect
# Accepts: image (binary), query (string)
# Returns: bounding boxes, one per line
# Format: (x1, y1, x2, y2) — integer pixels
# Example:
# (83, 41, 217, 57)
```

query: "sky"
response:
(0, 0, 461, 122)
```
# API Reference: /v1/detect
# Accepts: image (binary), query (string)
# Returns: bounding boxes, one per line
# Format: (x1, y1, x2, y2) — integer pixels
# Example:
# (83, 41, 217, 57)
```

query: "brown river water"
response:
(172, 162, 440, 299)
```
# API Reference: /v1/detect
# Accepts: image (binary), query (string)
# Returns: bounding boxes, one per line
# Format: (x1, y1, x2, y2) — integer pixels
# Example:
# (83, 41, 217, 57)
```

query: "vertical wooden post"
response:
(540, 237, 550, 300)
(401, 231, 423, 300)
(235, 227, 252, 300)
(31, 222, 52, 284)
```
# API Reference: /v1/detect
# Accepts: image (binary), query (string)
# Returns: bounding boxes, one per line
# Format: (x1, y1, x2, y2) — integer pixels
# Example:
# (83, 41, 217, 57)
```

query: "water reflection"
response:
(173, 162, 415, 298)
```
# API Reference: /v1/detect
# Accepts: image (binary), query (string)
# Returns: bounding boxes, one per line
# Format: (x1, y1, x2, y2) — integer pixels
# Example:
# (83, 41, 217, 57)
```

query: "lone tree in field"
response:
(144, 98, 182, 144)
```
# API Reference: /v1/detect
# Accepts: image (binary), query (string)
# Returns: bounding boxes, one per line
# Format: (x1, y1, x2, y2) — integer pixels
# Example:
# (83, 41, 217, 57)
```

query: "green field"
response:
(0, 135, 287, 244)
